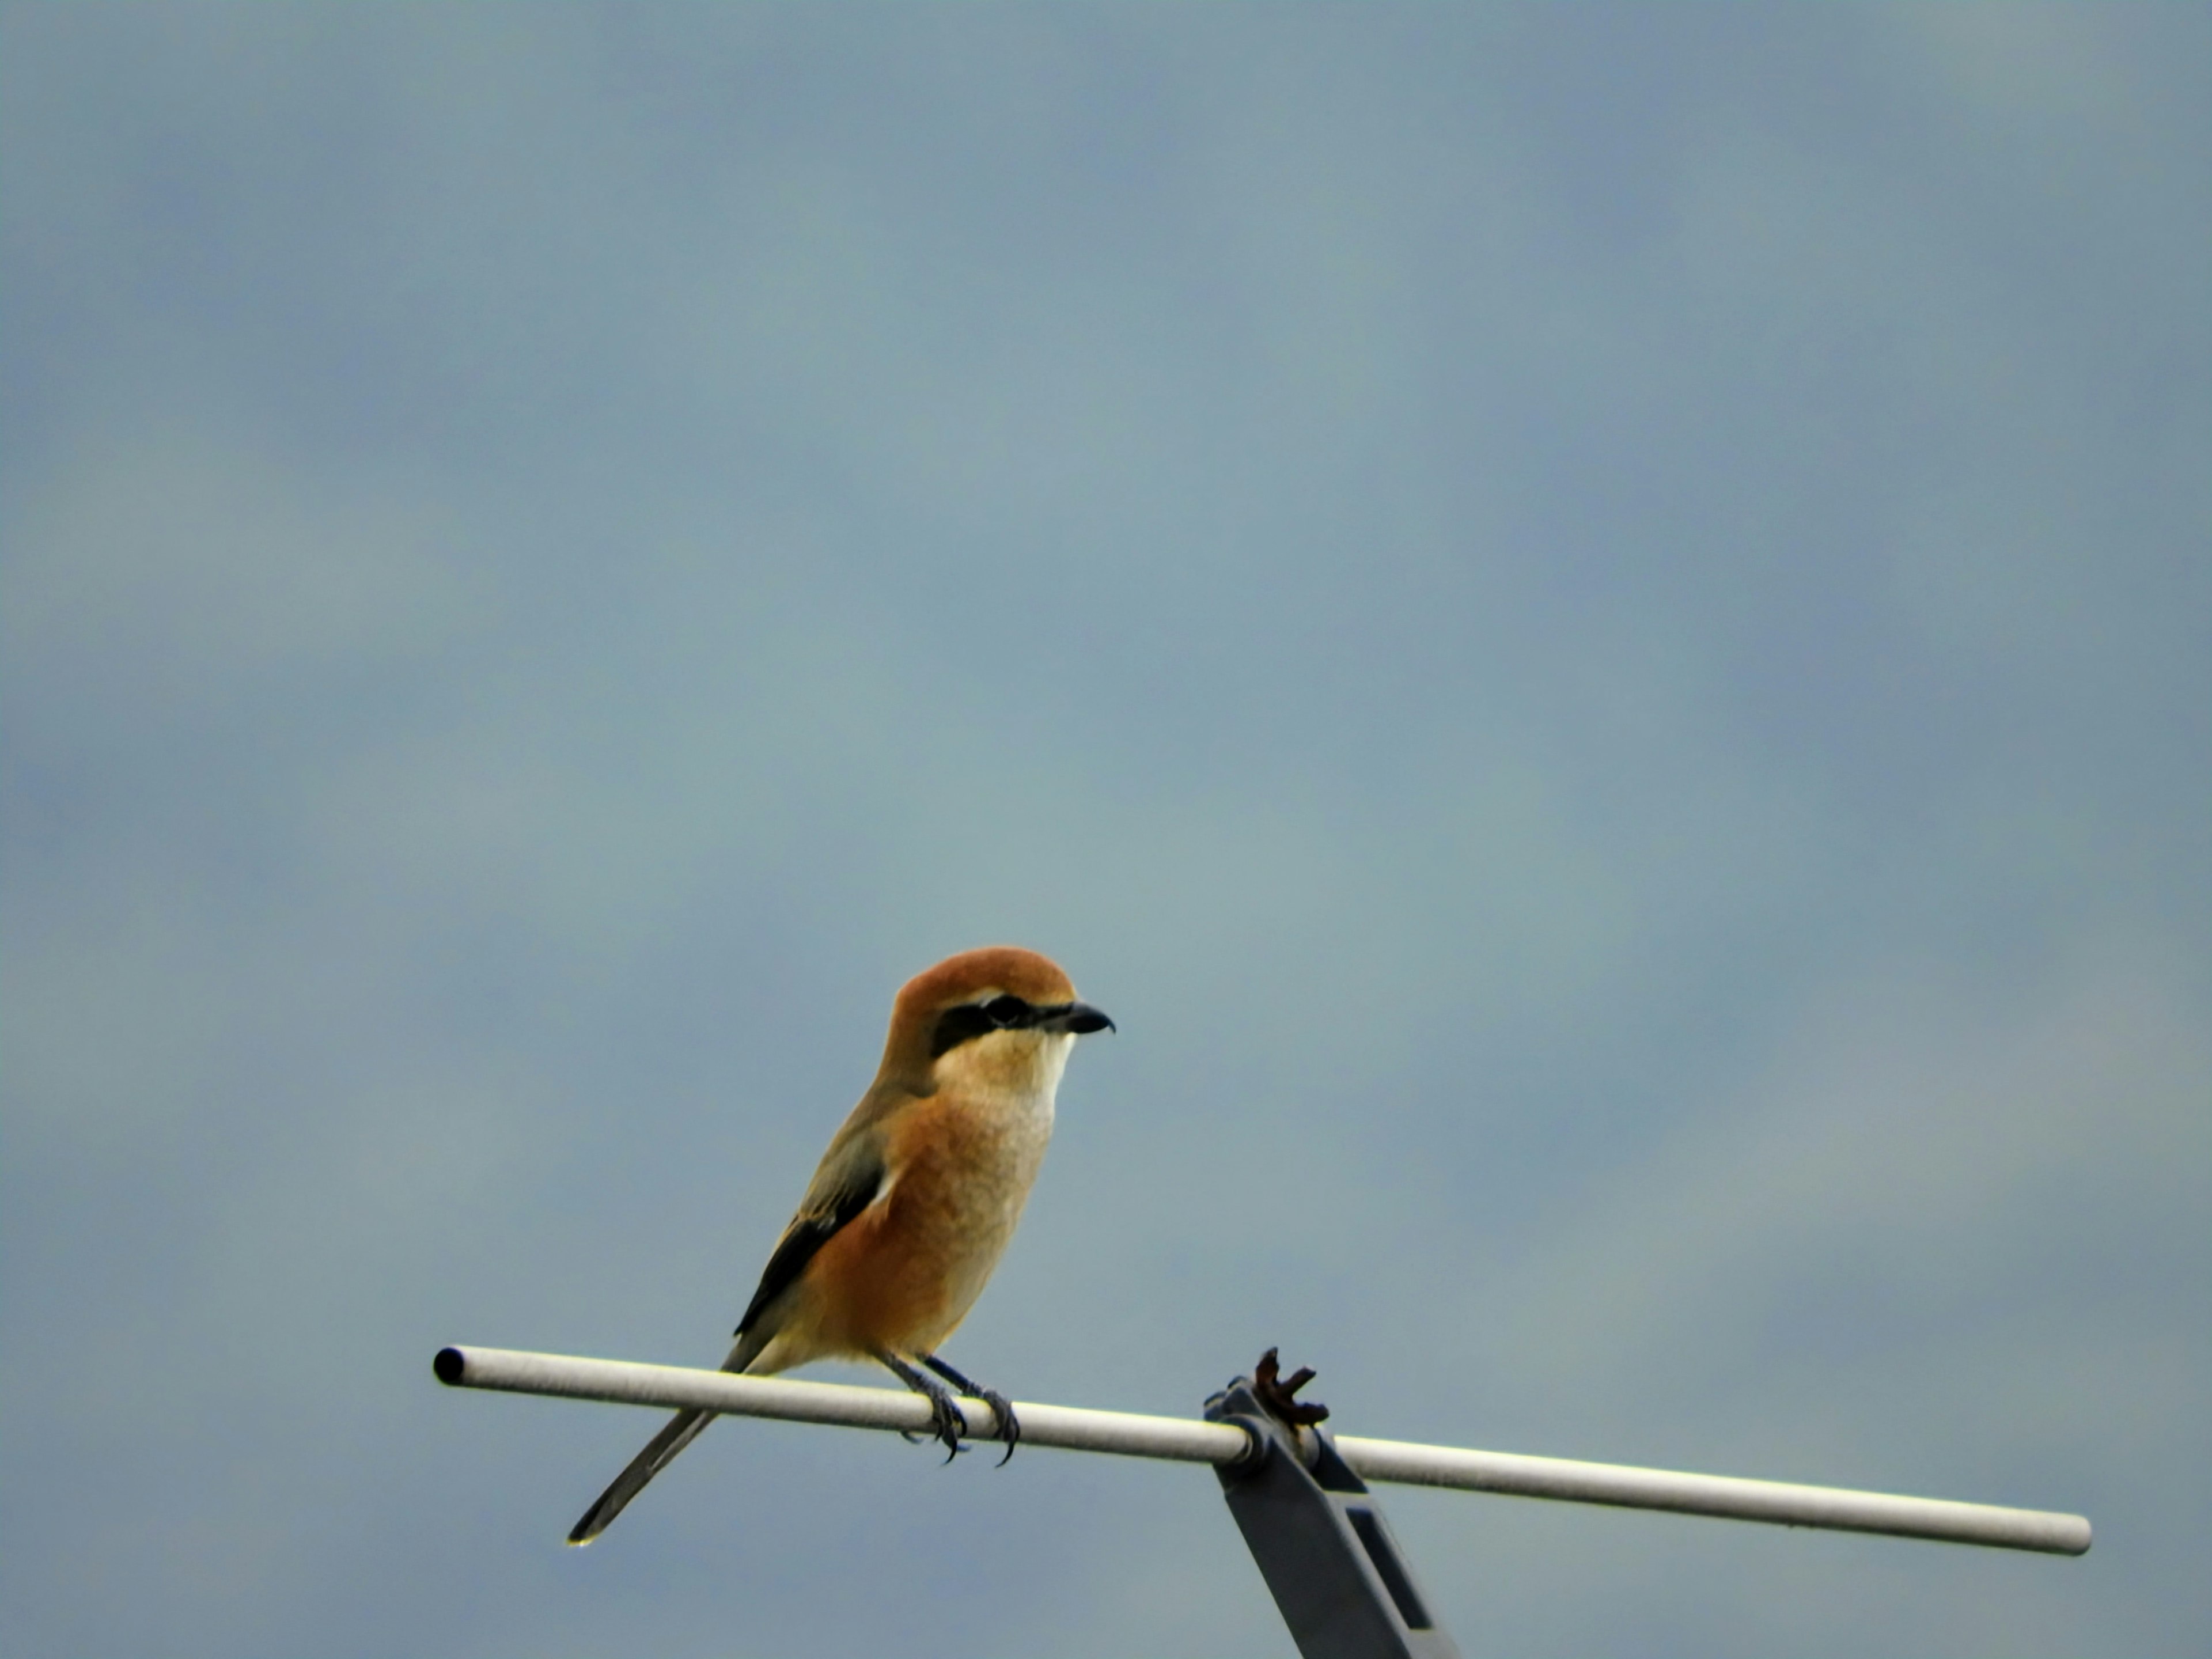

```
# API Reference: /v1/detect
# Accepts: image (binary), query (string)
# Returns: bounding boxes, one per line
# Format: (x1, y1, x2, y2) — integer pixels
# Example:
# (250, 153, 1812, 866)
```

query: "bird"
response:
(567, 945, 1113, 1545)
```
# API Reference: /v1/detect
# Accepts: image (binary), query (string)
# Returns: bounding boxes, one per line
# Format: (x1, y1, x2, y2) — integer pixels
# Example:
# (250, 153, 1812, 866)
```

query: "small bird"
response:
(567, 945, 1113, 1545)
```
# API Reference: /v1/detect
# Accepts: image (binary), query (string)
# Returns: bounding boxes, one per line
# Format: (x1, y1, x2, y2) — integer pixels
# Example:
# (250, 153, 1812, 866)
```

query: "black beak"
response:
(1043, 1001, 1115, 1036)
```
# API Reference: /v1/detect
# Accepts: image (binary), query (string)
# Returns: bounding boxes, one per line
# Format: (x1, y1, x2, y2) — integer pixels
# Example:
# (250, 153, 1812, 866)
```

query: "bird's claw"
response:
(910, 1351, 1022, 1466)
(974, 1387, 1021, 1467)
(928, 1393, 970, 1461)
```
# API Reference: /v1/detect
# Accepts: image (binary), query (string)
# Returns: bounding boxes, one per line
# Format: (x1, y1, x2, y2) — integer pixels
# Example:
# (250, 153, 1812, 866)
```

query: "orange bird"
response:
(567, 945, 1113, 1544)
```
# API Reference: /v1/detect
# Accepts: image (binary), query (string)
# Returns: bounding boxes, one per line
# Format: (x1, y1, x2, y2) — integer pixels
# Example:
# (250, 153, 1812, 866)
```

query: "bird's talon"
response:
(933, 1397, 969, 1461)
(978, 1388, 1021, 1466)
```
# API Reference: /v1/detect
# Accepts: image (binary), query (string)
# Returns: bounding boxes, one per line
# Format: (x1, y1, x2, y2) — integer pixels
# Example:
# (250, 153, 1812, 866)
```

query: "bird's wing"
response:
(733, 1121, 889, 1339)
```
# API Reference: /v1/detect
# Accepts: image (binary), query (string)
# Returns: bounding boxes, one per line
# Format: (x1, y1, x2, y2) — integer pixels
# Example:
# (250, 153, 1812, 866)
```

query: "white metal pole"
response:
(434, 1346, 2090, 1556)
(435, 1345, 1245, 1465)
(1331, 1436, 2089, 1555)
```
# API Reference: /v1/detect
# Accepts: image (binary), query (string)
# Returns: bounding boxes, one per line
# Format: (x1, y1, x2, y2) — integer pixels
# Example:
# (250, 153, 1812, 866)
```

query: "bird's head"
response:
(881, 945, 1113, 1095)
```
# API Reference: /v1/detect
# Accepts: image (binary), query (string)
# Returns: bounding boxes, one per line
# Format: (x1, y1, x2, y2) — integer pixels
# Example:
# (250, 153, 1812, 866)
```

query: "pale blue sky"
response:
(3, 6, 2207, 1656)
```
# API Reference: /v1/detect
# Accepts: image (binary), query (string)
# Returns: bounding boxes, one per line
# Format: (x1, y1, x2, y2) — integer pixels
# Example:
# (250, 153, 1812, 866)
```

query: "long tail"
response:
(567, 1336, 762, 1546)
(566, 1406, 716, 1545)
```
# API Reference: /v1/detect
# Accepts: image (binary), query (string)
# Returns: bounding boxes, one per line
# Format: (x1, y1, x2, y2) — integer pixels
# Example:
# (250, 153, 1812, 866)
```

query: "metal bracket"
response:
(1206, 1371, 1462, 1659)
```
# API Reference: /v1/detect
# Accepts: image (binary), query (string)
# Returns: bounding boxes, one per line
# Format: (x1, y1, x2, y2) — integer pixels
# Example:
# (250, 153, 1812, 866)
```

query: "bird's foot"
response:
(978, 1387, 1020, 1466)
(920, 1353, 1021, 1465)
(880, 1350, 971, 1461)
(921, 1383, 969, 1461)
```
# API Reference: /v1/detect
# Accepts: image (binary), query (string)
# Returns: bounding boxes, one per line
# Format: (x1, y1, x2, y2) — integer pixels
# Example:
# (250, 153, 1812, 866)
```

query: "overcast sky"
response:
(3, 6, 2207, 1656)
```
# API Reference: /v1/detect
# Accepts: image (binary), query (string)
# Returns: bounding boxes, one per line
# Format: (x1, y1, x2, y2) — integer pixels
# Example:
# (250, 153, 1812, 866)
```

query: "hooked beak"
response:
(1041, 1001, 1115, 1036)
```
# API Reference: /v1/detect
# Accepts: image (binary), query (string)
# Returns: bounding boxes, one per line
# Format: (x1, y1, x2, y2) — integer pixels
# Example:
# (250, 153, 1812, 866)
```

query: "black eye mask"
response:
(930, 996, 1033, 1057)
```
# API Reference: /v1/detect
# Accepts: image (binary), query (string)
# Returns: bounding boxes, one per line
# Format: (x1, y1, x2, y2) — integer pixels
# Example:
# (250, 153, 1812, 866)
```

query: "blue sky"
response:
(3, 6, 2206, 1656)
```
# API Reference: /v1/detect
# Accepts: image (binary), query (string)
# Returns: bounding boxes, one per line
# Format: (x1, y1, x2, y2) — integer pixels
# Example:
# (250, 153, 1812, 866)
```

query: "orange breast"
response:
(802, 1093, 1041, 1357)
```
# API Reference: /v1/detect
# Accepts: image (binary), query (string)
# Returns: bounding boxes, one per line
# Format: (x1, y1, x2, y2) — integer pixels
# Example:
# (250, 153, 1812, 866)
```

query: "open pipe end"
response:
(433, 1347, 465, 1385)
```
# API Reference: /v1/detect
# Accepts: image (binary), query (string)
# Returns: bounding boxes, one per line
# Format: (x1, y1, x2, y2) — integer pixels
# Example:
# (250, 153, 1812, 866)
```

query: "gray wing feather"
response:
(732, 1138, 886, 1338)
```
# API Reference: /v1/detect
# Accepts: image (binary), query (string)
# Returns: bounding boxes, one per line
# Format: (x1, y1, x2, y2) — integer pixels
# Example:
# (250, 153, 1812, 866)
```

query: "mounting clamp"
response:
(1207, 1368, 1461, 1659)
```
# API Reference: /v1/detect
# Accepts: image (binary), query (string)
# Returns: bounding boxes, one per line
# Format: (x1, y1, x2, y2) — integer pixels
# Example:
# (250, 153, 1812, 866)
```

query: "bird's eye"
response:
(982, 995, 1030, 1028)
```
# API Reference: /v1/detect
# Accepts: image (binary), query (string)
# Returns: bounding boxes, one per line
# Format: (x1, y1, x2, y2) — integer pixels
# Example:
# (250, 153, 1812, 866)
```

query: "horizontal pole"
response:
(435, 1346, 2089, 1556)
(436, 1345, 1247, 1466)
(1332, 1436, 2089, 1555)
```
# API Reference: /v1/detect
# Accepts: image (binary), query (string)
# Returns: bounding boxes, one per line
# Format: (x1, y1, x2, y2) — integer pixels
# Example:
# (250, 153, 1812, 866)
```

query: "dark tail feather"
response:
(566, 1407, 716, 1546)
